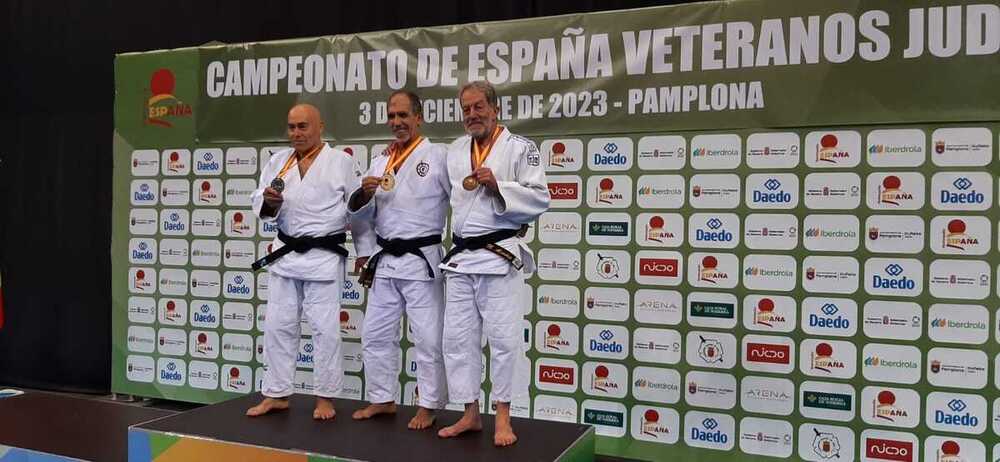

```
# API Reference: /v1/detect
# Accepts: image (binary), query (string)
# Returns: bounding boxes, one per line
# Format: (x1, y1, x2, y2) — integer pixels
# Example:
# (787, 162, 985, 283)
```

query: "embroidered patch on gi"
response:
(526, 146, 540, 167)
(416, 161, 430, 177)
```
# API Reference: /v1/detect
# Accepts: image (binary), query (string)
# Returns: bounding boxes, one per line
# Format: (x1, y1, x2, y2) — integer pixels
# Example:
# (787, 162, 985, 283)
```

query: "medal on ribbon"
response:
(271, 144, 323, 193)
(464, 125, 502, 191)
(380, 136, 423, 192)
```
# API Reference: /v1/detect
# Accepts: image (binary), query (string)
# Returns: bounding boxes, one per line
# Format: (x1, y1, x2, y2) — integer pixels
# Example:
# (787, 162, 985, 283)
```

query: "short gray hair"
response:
(459, 81, 498, 109)
(388, 90, 422, 117)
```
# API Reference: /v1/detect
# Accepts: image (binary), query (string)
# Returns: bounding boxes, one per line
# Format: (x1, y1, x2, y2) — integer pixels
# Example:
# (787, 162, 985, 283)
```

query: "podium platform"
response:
(0, 391, 175, 462)
(128, 393, 595, 462)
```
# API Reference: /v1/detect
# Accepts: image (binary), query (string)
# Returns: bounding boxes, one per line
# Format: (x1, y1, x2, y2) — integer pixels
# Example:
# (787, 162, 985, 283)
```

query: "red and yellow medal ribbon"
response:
(470, 125, 502, 170)
(383, 136, 423, 175)
(276, 143, 323, 180)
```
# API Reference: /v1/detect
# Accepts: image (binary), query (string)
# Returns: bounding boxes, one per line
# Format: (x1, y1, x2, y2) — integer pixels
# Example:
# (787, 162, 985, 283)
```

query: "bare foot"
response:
(438, 403, 482, 438)
(313, 397, 336, 420)
(494, 402, 518, 447)
(408, 407, 436, 430)
(352, 402, 397, 420)
(245, 397, 289, 417)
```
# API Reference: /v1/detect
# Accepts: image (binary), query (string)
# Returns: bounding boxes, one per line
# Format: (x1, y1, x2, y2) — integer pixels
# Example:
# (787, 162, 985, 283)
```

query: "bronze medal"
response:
(462, 175, 479, 191)
(380, 172, 396, 191)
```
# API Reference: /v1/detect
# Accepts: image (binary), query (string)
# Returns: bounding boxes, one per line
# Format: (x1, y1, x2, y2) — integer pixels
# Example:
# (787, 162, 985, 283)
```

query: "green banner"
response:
(113, 1, 1000, 461)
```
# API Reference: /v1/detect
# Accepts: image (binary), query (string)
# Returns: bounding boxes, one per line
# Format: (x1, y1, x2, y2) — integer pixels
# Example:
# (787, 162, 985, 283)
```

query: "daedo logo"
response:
(696, 217, 733, 243)
(691, 417, 728, 445)
(192, 303, 217, 325)
(145, 68, 192, 127)
(195, 150, 221, 173)
(590, 329, 624, 355)
(872, 263, 917, 291)
(134, 181, 156, 202)
(940, 176, 985, 205)
(226, 274, 251, 296)
(592, 142, 628, 167)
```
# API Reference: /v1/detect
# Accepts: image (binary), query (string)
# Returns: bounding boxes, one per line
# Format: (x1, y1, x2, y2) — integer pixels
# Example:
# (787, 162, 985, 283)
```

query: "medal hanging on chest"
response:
(380, 136, 423, 192)
(464, 125, 502, 191)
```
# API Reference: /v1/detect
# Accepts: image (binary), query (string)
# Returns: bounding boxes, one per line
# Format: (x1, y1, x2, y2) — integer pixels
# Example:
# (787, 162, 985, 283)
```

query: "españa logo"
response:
(811, 343, 845, 373)
(545, 324, 571, 350)
(753, 298, 785, 327)
(145, 68, 192, 127)
(641, 410, 670, 438)
(941, 219, 978, 250)
(877, 176, 913, 206)
(591, 365, 620, 392)
(872, 390, 909, 422)
(549, 142, 575, 167)
(645, 216, 674, 242)
(595, 178, 623, 204)
(935, 440, 962, 462)
(816, 134, 850, 163)
(698, 256, 727, 283)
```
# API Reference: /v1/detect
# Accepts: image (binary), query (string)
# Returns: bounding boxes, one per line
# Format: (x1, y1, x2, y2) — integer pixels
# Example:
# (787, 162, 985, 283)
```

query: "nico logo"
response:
(539, 365, 574, 385)
(865, 438, 912, 462)
(746, 342, 789, 364)
(145, 68, 192, 127)
(639, 258, 678, 277)
(548, 182, 578, 200)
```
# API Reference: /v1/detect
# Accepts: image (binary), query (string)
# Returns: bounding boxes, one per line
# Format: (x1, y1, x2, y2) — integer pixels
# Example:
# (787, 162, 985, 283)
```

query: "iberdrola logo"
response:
(145, 68, 192, 127)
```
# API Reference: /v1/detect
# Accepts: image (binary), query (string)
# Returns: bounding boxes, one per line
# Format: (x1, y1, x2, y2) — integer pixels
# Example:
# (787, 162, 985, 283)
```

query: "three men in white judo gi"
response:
(246, 103, 372, 420)
(436, 81, 550, 446)
(348, 90, 450, 430)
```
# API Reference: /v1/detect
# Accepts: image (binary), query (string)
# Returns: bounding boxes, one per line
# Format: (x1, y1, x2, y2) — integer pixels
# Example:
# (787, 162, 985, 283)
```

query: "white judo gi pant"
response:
(442, 268, 527, 404)
(262, 273, 344, 398)
(362, 276, 447, 408)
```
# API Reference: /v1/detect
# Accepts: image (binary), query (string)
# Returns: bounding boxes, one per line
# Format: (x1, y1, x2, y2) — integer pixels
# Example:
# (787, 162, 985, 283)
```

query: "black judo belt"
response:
(440, 227, 524, 271)
(251, 231, 348, 271)
(358, 234, 442, 288)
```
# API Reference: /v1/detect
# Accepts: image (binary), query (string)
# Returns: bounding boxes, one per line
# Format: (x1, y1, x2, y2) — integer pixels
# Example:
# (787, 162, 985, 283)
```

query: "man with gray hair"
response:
(437, 81, 550, 446)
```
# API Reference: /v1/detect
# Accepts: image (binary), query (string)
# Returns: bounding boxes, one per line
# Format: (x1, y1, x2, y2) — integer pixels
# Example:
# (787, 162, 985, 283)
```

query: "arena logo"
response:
(145, 68, 192, 127)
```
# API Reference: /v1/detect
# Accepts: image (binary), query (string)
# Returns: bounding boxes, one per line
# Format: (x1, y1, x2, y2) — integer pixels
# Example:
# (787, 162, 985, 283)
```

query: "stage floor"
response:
(0, 391, 175, 461)
(130, 393, 595, 462)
